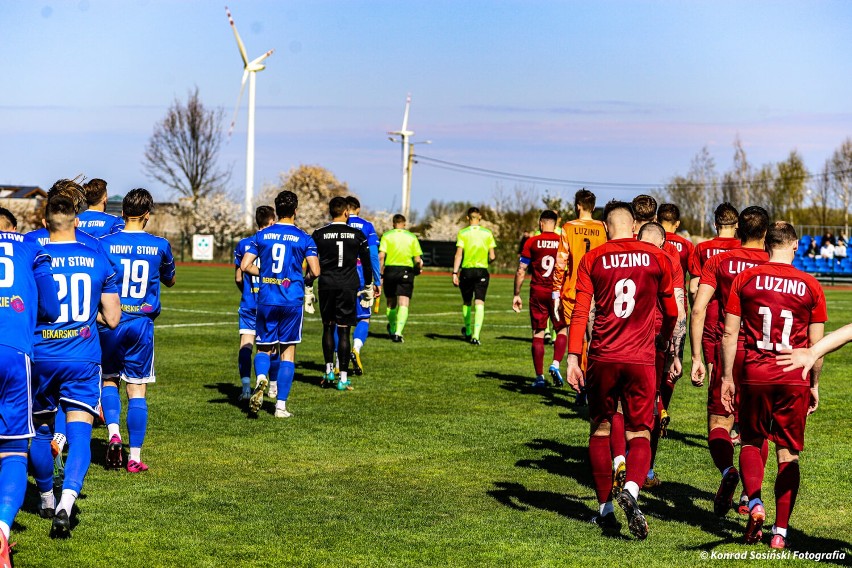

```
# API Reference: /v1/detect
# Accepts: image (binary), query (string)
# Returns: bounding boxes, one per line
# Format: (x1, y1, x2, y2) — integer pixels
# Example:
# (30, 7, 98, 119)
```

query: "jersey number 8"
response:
(614, 278, 636, 318)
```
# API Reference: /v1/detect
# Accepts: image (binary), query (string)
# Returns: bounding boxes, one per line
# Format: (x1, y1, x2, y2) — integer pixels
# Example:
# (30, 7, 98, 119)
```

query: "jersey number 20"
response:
(54, 273, 92, 323)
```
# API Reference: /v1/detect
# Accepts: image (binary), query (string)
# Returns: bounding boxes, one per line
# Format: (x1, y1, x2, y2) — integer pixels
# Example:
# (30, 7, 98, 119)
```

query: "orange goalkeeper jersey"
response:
(552, 218, 607, 300)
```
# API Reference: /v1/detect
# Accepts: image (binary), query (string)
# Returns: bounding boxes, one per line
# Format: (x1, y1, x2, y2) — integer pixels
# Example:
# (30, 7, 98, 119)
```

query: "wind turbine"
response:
(388, 95, 415, 219)
(226, 6, 274, 229)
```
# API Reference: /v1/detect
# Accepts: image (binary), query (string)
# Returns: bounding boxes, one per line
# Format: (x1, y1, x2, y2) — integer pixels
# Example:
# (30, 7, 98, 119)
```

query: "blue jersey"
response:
(248, 222, 317, 307)
(100, 231, 176, 320)
(234, 236, 259, 311)
(0, 232, 55, 356)
(347, 215, 382, 287)
(26, 227, 105, 254)
(77, 210, 124, 238)
(34, 241, 118, 363)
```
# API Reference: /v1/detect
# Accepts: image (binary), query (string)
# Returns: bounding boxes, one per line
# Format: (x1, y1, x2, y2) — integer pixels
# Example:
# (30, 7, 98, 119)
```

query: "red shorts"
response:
(586, 360, 656, 432)
(707, 346, 744, 417)
(738, 382, 810, 452)
(529, 286, 566, 332)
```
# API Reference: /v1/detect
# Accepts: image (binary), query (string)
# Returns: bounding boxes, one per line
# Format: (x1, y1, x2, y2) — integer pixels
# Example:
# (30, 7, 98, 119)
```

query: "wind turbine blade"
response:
(225, 6, 249, 67)
(249, 49, 275, 68)
(401, 94, 411, 131)
(228, 70, 249, 141)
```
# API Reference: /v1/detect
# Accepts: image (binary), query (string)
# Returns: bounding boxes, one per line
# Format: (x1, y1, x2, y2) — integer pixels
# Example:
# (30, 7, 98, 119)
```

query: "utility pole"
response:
(388, 95, 415, 219)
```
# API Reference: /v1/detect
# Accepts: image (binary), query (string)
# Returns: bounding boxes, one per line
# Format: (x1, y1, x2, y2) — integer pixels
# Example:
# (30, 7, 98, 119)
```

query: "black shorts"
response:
(383, 266, 415, 298)
(318, 287, 358, 326)
(459, 268, 490, 303)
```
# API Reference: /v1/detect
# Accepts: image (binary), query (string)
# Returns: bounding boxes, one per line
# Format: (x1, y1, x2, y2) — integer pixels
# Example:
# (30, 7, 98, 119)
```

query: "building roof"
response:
(0, 185, 47, 199)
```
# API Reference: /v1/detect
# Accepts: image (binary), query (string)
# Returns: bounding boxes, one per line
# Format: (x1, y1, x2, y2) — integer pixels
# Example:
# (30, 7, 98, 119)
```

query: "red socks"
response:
(553, 333, 568, 363)
(774, 460, 800, 531)
(610, 412, 626, 458)
(589, 435, 613, 504)
(660, 378, 675, 410)
(532, 337, 545, 376)
(708, 427, 735, 473)
(626, 436, 652, 487)
(739, 444, 766, 501)
(760, 439, 769, 465)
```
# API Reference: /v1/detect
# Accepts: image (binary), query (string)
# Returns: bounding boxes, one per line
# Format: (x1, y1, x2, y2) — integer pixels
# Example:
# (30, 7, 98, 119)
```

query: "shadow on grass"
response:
(476, 370, 587, 416)
(204, 382, 254, 416)
(495, 335, 531, 343)
(658, 428, 707, 450)
(424, 332, 470, 343)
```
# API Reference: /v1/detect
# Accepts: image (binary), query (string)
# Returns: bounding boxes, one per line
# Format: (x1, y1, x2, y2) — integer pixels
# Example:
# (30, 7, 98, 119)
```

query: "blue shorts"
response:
(256, 304, 303, 346)
(32, 359, 101, 417)
(239, 307, 257, 335)
(100, 317, 156, 384)
(0, 346, 33, 440)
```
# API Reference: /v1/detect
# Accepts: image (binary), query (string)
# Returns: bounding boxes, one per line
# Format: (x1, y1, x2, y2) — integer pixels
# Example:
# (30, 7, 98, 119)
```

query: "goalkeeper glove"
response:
(358, 286, 375, 309)
(304, 287, 316, 314)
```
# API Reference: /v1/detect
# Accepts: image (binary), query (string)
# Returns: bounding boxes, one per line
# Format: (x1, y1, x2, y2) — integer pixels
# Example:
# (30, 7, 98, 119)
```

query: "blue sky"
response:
(2, 0, 851, 214)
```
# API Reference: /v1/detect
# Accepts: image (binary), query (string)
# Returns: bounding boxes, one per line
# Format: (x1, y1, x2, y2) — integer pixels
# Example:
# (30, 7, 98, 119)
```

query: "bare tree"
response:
(775, 150, 808, 223)
(810, 160, 833, 228)
(256, 164, 349, 233)
(143, 87, 230, 201)
(831, 138, 852, 235)
(721, 135, 752, 210)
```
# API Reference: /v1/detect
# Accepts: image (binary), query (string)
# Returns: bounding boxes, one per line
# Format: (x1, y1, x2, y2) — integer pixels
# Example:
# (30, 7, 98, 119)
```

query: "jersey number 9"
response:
(271, 244, 287, 274)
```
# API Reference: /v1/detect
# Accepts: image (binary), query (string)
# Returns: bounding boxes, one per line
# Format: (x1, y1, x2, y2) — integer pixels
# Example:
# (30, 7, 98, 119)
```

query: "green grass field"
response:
(12, 266, 852, 567)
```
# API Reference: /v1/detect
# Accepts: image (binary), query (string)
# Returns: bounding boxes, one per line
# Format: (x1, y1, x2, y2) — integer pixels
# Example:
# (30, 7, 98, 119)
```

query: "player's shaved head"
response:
(0, 207, 17, 231)
(539, 209, 558, 222)
(123, 188, 154, 218)
(48, 179, 86, 214)
(275, 191, 298, 218)
(256, 205, 276, 227)
(45, 195, 77, 232)
(631, 194, 657, 223)
(602, 200, 634, 238)
(393, 214, 406, 227)
(345, 196, 361, 211)
(574, 189, 596, 213)
(83, 178, 108, 206)
(638, 221, 666, 247)
(765, 221, 798, 252)
(738, 206, 770, 243)
(657, 204, 680, 224)
(714, 202, 738, 226)
(329, 196, 348, 218)
(603, 200, 633, 223)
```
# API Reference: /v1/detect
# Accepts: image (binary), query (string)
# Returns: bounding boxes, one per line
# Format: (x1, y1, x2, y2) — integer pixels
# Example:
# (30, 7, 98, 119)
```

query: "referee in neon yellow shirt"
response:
(452, 207, 497, 345)
(379, 214, 424, 343)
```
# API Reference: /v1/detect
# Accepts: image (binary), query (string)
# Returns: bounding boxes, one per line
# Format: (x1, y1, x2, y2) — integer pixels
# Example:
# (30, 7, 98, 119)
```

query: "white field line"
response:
(158, 321, 234, 329)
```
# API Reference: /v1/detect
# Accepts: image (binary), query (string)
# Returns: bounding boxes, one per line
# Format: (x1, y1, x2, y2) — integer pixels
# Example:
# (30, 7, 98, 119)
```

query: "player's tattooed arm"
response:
(672, 288, 687, 353)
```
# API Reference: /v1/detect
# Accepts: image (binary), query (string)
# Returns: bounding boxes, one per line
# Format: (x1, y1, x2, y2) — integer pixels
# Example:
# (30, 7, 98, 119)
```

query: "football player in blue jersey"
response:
(77, 178, 124, 238)
(234, 206, 276, 401)
(344, 196, 381, 375)
(240, 191, 319, 417)
(28, 196, 121, 538)
(0, 207, 60, 562)
(99, 189, 176, 472)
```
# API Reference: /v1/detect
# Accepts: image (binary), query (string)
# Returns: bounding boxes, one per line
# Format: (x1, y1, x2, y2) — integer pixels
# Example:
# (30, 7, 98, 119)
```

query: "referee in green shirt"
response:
(379, 214, 424, 343)
(452, 207, 497, 345)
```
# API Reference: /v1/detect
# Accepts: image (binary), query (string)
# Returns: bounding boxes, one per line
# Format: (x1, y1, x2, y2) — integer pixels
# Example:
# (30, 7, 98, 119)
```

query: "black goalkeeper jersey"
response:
(312, 222, 373, 290)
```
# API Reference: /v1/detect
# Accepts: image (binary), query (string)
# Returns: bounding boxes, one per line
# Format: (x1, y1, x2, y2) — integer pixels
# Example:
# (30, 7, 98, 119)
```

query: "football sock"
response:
(462, 305, 472, 335)
(660, 378, 675, 410)
(396, 306, 409, 336)
(386, 307, 398, 335)
(322, 324, 336, 367)
(760, 439, 770, 465)
(739, 444, 766, 501)
(340, 371, 348, 383)
(624, 481, 640, 500)
(589, 435, 614, 505)
(40, 490, 55, 511)
(0, 455, 27, 539)
(337, 327, 351, 375)
(354, 320, 370, 349)
(101, 384, 121, 431)
(649, 405, 662, 469)
(276, 400, 287, 411)
(269, 352, 280, 383)
(708, 427, 735, 473)
(63, 421, 93, 495)
(553, 333, 567, 363)
(254, 352, 271, 384)
(238, 345, 252, 381)
(325, 362, 334, 374)
(30, 424, 55, 493)
(127, 398, 148, 460)
(773, 525, 788, 538)
(54, 406, 67, 450)
(473, 304, 485, 340)
(625, 436, 652, 489)
(774, 460, 800, 530)
(599, 501, 614, 516)
(613, 454, 626, 472)
(57, 489, 78, 517)
(532, 337, 545, 376)
(278, 361, 295, 401)
(610, 412, 626, 461)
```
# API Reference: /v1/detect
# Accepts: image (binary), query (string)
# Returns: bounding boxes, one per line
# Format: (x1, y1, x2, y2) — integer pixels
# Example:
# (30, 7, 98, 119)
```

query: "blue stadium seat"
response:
(814, 258, 828, 272)
(802, 258, 817, 272)
(792, 258, 805, 271)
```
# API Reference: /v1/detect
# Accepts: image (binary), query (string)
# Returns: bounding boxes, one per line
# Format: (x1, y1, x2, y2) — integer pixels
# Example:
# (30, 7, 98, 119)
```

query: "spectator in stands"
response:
(835, 239, 847, 259)
(806, 240, 819, 258)
(820, 238, 836, 259)
(821, 232, 836, 248)
(838, 232, 848, 246)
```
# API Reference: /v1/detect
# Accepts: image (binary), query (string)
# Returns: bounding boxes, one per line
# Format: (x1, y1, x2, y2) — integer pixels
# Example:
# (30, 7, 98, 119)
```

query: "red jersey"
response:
(726, 263, 827, 386)
(665, 232, 694, 284)
(520, 232, 561, 293)
(700, 247, 769, 326)
(569, 238, 678, 365)
(689, 236, 740, 277)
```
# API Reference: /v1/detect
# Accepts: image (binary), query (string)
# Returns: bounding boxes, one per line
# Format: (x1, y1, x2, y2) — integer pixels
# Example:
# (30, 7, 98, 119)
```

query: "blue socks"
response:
(238, 346, 253, 379)
(54, 405, 67, 438)
(127, 398, 148, 451)
(354, 320, 370, 347)
(0, 454, 28, 535)
(30, 424, 54, 493)
(254, 351, 271, 380)
(269, 352, 280, 382)
(102, 384, 121, 427)
(278, 361, 295, 401)
(63, 421, 93, 494)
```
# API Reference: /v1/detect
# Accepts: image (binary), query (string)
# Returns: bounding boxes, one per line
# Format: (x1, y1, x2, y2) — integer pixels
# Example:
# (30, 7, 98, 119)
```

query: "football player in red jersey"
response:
(566, 201, 679, 540)
(777, 322, 852, 377)
(513, 210, 566, 388)
(721, 222, 826, 549)
(657, 203, 695, 287)
(691, 206, 770, 517)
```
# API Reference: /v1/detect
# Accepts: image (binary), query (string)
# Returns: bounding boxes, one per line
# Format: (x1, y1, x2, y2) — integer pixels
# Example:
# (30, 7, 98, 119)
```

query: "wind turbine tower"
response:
(226, 6, 274, 229)
(388, 95, 415, 219)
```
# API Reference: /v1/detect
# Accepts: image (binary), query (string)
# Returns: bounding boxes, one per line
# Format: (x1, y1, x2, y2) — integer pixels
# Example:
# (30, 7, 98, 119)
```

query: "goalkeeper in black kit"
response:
(311, 196, 377, 391)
